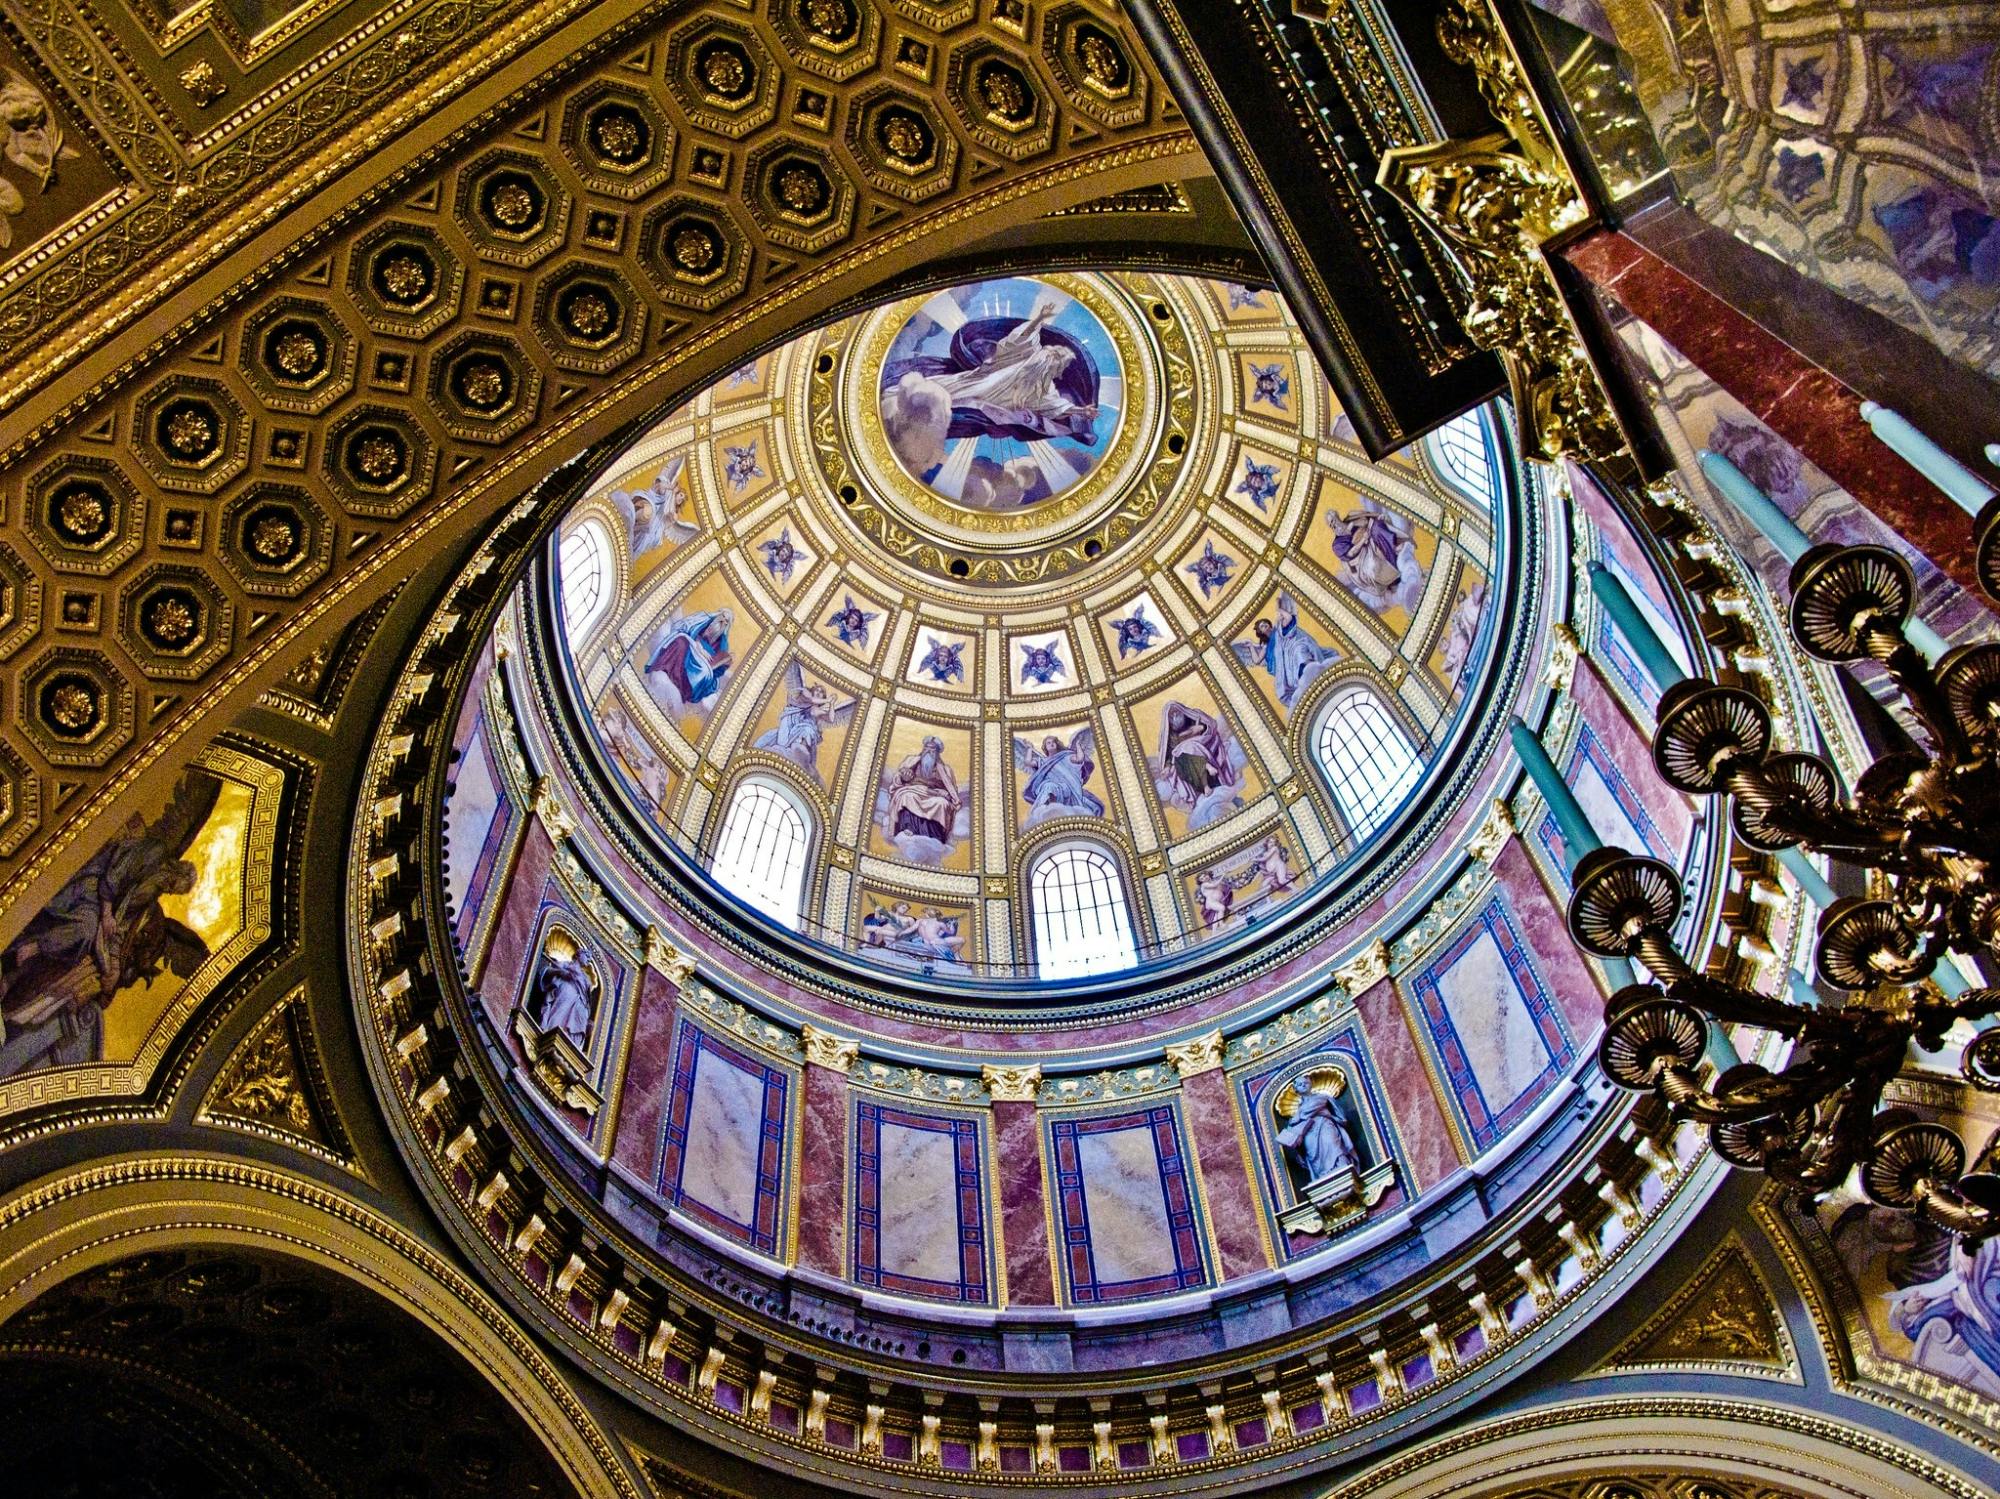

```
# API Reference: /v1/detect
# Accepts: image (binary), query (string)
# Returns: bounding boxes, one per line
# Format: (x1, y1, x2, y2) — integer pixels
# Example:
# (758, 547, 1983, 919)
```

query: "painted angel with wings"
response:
(607, 454, 698, 562)
(1014, 726, 1105, 827)
(754, 660, 857, 784)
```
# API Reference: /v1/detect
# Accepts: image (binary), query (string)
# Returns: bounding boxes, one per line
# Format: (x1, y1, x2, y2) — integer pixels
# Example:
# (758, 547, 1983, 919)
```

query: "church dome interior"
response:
(2, 2, 1999, 1498)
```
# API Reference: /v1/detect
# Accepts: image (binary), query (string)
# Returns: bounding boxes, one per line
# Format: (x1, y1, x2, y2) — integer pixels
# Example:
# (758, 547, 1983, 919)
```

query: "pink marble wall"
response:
(992, 1098, 1055, 1305)
(1351, 975, 1462, 1190)
(1492, 839, 1605, 1041)
(1178, 1068, 1271, 1280)
(610, 965, 681, 1181)
(1572, 659, 1693, 854)
(796, 1061, 849, 1276)
(479, 821, 553, 1026)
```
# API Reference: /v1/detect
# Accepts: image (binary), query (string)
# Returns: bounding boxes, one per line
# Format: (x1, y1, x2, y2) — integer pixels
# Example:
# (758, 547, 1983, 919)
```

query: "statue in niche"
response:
(511, 927, 603, 1115)
(1272, 1064, 1395, 1239)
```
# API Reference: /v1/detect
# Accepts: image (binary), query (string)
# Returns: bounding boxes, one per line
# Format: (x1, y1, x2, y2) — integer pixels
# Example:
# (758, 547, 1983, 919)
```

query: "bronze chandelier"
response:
(1565, 527, 2000, 1241)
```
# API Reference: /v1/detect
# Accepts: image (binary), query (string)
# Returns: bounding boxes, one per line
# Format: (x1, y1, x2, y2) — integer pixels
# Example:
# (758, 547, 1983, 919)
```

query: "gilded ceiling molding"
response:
(1375, 0, 1625, 464)
(0, 1151, 642, 1499)
(1326, 1394, 1989, 1499)
(195, 985, 356, 1170)
(0, 0, 1199, 940)
(1592, 1234, 1797, 1383)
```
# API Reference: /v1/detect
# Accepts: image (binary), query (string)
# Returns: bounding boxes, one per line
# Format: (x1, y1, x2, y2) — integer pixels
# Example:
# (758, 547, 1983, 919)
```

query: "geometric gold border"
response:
(0, 741, 286, 1120)
(1756, 1187, 2000, 1461)
(0, 1151, 639, 1499)
(1587, 1230, 1799, 1384)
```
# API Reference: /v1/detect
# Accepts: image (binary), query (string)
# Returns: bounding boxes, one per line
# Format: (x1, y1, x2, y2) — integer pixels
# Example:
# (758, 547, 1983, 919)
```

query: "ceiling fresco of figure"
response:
(534, 271, 1506, 984)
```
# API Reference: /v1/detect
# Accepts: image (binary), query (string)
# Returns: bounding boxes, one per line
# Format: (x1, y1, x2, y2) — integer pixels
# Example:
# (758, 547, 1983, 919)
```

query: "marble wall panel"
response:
(1352, 974, 1463, 1190)
(445, 710, 517, 967)
(609, 966, 680, 1181)
(1406, 898, 1576, 1156)
(479, 822, 553, 1025)
(656, 1022, 790, 1257)
(852, 1101, 991, 1303)
(1048, 1105, 1209, 1305)
(797, 1062, 849, 1277)
(1536, 718, 1675, 886)
(993, 1099, 1056, 1305)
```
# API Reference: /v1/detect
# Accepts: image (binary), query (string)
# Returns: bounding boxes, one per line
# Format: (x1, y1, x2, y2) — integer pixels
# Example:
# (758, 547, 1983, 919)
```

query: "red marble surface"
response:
(478, 821, 552, 1027)
(1178, 1067, 1272, 1280)
(991, 1099, 1055, 1305)
(1351, 975, 1461, 1190)
(1564, 230, 1990, 602)
(1493, 839, 1604, 1042)
(796, 1061, 849, 1277)
(609, 965, 680, 1181)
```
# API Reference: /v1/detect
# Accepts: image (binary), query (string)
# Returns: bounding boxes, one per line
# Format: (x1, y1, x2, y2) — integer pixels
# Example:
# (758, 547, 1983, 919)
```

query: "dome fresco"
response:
(547, 271, 1510, 984)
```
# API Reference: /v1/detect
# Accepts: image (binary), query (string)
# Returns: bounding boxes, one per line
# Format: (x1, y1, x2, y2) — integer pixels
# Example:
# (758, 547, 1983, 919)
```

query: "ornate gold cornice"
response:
(980, 1062, 1042, 1103)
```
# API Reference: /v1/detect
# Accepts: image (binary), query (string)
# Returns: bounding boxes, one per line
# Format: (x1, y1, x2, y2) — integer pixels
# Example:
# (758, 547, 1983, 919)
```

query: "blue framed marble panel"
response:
(1046, 1103, 1211, 1305)
(444, 704, 519, 982)
(1405, 898, 1576, 1156)
(850, 1099, 994, 1304)
(656, 1020, 793, 1258)
(1536, 720, 1672, 887)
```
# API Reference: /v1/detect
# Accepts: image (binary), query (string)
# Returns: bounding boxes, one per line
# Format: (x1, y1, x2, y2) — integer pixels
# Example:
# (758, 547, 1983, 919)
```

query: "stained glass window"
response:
(1427, 409, 1497, 509)
(1315, 686, 1422, 845)
(711, 777, 811, 929)
(557, 518, 614, 640)
(1029, 843, 1139, 979)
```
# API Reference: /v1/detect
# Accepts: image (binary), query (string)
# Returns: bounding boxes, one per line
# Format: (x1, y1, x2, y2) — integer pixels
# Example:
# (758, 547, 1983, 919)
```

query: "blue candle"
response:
(1509, 718, 1636, 991)
(1700, 451, 1809, 565)
(1861, 402, 1994, 516)
(1587, 562, 1688, 690)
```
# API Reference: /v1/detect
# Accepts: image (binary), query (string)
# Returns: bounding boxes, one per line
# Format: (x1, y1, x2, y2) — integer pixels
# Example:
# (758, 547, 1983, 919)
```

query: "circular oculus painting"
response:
(875, 276, 1123, 515)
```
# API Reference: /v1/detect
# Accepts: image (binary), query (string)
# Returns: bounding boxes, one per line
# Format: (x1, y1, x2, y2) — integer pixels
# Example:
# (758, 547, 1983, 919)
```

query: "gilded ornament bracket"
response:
(1375, 0, 1626, 465)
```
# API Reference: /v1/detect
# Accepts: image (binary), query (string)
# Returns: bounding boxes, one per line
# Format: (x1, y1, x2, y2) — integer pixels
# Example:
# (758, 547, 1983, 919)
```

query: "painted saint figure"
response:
(877, 735, 967, 862)
(755, 662, 857, 785)
(1149, 701, 1245, 829)
(1014, 728, 1104, 827)
(1328, 497, 1425, 615)
(646, 608, 734, 717)
(1234, 591, 1338, 710)
(1278, 1089, 1359, 1183)
(0, 771, 221, 1080)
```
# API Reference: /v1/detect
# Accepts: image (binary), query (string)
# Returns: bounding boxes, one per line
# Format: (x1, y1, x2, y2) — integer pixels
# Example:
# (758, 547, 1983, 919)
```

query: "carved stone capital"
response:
(1165, 1030, 1225, 1078)
(1336, 939, 1393, 995)
(800, 1024, 860, 1074)
(1467, 797, 1517, 864)
(981, 1063, 1043, 1102)
(1544, 621, 1581, 693)
(645, 926, 698, 990)
(529, 776, 574, 844)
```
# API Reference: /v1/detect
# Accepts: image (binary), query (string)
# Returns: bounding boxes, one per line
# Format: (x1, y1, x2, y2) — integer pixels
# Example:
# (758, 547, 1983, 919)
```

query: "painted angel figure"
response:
(1194, 865, 1236, 927)
(758, 527, 803, 585)
(0, 70, 79, 250)
(722, 441, 764, 492)
(910, 909, 967, 964)
(1253, 835, 1296, 896)
(1327, 497, 1425, 615)
(1111, 602, 1160, 659)
(1233, 591, 1338, 710)
(1149, 701, 1246, 829)
(608, 455, 698, 562)
(1248, 362, 1291, 411)
(1185, 540, 1236, 600)
(1437, 580, 1488, 681)
(862, 900, 919, 950)
(754, 661, 857, 784)
(826, 595, 878, 649)
(1018, 640, 1065, 688)
(597, 698, 673, 811)
(916, 636, 965, 685)
(1236, 456, 1280, 511)
(645, 608, 734, 718)
(1014, 728, 1104, 827)
(0, 770, 221, 1080)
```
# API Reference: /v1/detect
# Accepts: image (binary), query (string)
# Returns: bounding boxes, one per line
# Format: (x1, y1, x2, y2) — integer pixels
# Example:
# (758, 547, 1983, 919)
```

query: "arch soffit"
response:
(0, 1151, 640, 1499)
(1327, 1396, 1989, 1499)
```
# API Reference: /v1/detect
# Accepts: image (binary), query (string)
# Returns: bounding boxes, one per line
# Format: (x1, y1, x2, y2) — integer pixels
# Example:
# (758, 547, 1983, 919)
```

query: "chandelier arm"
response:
(1914, 1184, 2000, 1240)
(1669, 974, 1812, 1036)
(1874, 632, 1972, 765)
